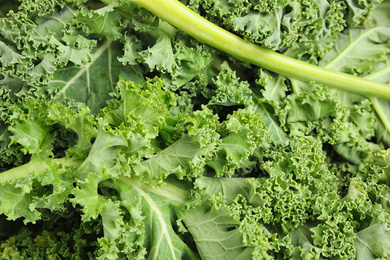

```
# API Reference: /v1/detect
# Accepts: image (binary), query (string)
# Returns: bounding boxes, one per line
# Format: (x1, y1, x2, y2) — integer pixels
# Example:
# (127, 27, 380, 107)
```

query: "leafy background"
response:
(0, 0, 390, 259)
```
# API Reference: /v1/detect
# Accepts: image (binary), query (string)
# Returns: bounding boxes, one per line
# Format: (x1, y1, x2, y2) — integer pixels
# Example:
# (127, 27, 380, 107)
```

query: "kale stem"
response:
(103, 0, 390, 99)
(0, 158, 82, 184)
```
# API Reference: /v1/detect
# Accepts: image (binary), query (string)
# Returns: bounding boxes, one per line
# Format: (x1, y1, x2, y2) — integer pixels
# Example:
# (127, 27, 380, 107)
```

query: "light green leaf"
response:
(134, 134, 215, 181)
(207, 110, 269, 177)
(95, 177, 200, 259)
(371, 0, 390, 26)
(183, 203, 253, 260)
(208, 62, 253, 107)
(248, 99, 289, 146)
(46, 101, 97, 153)
(290, 225, 321, 259)
(76, 3, 124, 40)
(71, 170, 112, 221)
(140, 33, 175, 73)
(355, 221, 390, 259)
(0, 41, 23, 66)
(78, 127, 127, 175)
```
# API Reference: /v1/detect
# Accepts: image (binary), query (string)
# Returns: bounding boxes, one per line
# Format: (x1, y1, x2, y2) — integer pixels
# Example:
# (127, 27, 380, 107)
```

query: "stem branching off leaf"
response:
(104, 0, 390, 99)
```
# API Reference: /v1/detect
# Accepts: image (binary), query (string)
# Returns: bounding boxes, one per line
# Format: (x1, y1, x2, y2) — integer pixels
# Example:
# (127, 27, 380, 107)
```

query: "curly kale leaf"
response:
(0, 0, 144, 112)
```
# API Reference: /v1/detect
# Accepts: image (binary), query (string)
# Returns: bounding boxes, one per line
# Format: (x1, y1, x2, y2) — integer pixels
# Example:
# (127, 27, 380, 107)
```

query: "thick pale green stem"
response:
(0, 158, 82, 184)
(104, 0, 390, 99)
